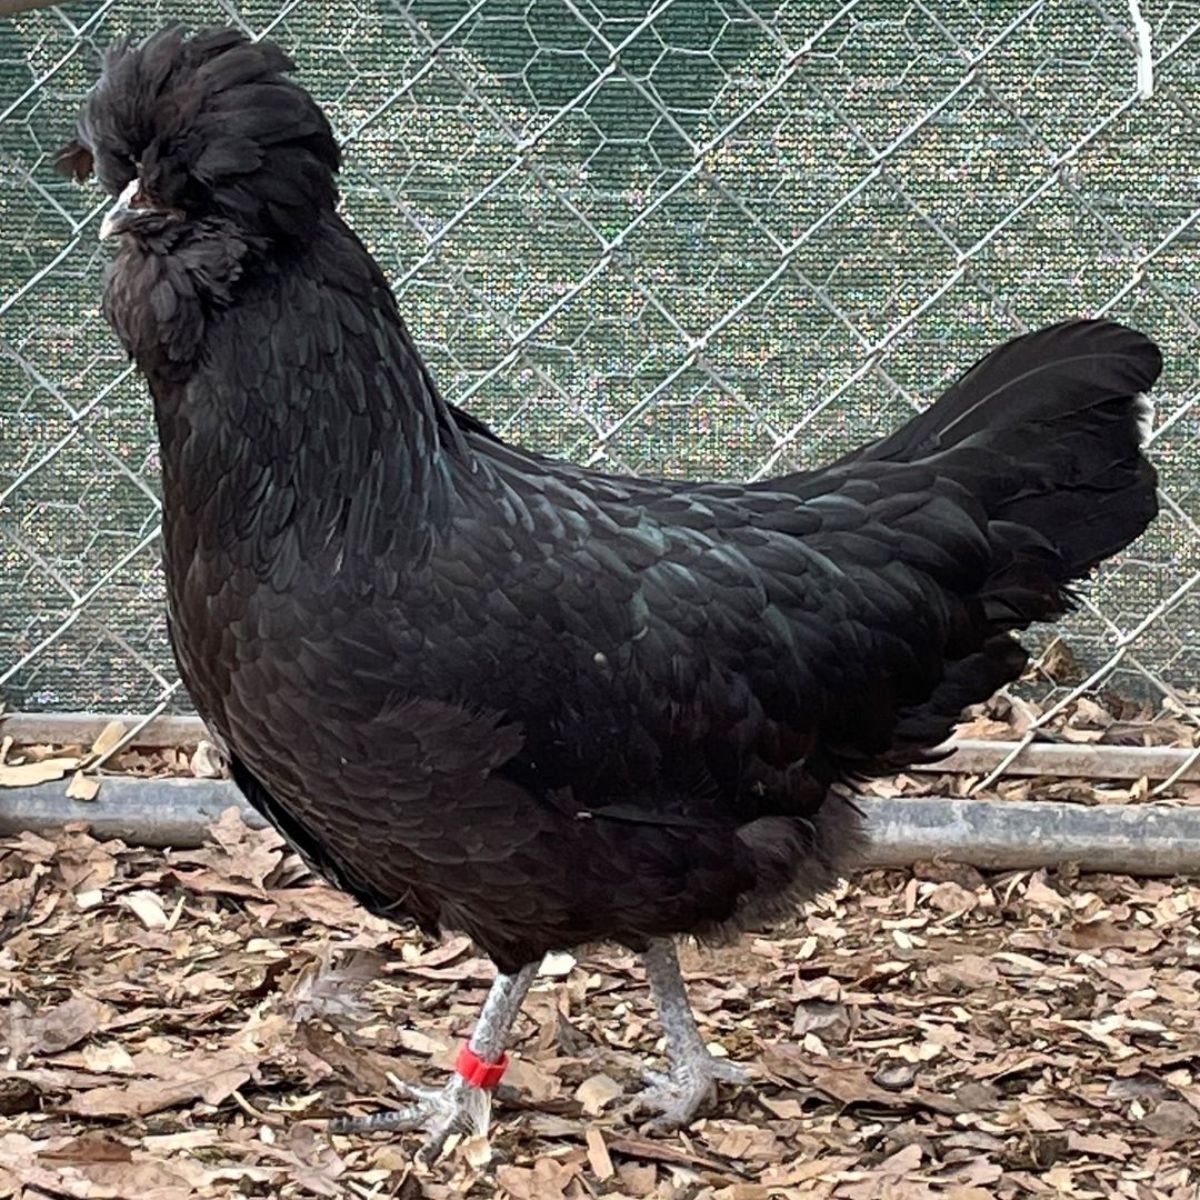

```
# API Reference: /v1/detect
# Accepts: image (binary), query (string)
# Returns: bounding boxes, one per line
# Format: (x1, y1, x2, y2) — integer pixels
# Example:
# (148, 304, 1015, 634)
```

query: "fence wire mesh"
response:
(1, 1, 1198, 737)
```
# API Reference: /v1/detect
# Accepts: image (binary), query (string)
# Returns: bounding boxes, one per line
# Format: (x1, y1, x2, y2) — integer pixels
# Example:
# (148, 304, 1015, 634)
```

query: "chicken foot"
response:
(631, 938, 748, 1131)
(329, 961, 537, 1161)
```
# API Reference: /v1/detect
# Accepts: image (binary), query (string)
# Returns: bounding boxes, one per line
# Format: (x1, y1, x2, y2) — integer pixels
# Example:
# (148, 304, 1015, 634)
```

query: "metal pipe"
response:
(2, 779, 1198, 876)
(1, 712, 208, 748)
(0, 778, 264, 847)
(859, 795, 1200, 876)
(6, 714, 1198, 783)
(926, 738, 1200, 784)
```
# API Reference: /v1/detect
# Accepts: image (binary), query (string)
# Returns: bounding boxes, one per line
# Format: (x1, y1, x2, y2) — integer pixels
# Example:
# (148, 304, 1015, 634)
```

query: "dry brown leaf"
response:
(606, 1135, 731, 1172)
(284, 947, 383, 1024)
(0, 756, 79, 786)
(877, 1142, 923, 1173)
(761, 1155, 860, 1186)
(954, 714, 1018, 740)
(1140, 1100, 1199, 1138)
(968, 1050, 1056, 1081)
(297, 1023, 404, 1094)
(495, 1157, 578, 1200)
(58, 1159, 200, 1198)
(792, 1000, 851, 1042)
(575, 1072, 623, 1115)
(1059, 725, 1106, 743)
(177, 806, 287, 888)
(168, 867, 268, 899)
(396, 934, 472, 967)
(504, 1055, 561, 1103)
(615, 1160, 658, 1196)
(7, 995, 114, 1061)
(0, 870, 43, 923)
(37, 1133, 132, 1163)
(707, 1123, 784, 1162)
(1020, 1099, 1066, 1132)
(1061, 920, 1161, 951)
(763, 1047, 961, 1115)
(393, 1027, 452, 1057)
(1024, 872, 1069, 913)
(538, 951, 576, 977)
(925, 880, 980, 913)
(259, 1123, 347, 1197)
(255, 886, 392, 931)
(396, 955, 497, 983)
(64, 1048, 256, 1117)
(49, 829, 117, 893)
(80, 1042, 135, 1073)
(1038, 638, 1084, 682)
(925, 953, 1000, 991)
(1065, 1130, 1132, 1159)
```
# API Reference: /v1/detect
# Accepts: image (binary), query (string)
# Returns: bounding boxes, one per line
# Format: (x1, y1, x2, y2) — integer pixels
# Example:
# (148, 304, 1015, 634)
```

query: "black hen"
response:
(62, 27, 1161, 1152)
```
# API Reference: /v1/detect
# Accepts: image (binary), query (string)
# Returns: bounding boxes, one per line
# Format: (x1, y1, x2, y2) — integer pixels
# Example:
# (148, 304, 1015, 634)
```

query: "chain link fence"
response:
(1, 1, 1198, 735)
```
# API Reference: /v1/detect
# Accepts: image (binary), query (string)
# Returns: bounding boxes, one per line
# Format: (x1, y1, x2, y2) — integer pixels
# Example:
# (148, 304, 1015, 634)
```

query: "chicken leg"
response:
(632, 938, 748, 1130)
(329, 962, 537, 1161)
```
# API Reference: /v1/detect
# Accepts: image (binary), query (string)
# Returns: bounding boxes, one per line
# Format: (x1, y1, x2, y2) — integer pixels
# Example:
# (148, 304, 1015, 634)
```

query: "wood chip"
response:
(86, 721, 128, 762)
(66, 770, 101, 801)
(585, 1128, 614, 1180)
(120, 890, 168, 930)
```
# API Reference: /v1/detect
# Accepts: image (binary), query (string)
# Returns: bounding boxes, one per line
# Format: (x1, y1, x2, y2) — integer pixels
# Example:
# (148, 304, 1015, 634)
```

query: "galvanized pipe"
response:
(6, 714, 1198, 783)
(2, 778, 1198, 876)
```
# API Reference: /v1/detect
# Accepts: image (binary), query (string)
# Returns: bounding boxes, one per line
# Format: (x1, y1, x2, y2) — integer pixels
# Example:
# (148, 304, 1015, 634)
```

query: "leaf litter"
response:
(0, 806, 1197, 1199)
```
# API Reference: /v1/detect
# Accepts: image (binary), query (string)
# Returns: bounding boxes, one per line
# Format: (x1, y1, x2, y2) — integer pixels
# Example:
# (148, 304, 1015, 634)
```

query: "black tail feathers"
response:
(875, 319, 1161, 585)
(867, 320, 1161, 767)
(861, 319, 1161, 465)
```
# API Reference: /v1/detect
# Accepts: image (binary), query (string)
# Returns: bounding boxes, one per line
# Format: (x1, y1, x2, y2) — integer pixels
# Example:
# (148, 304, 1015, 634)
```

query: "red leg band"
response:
(455, 1042, 509, 1089)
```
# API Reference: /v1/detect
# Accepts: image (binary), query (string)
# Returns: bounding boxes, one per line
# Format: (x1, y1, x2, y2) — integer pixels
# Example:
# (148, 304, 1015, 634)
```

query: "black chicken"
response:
(61, 27, 1161, 1154)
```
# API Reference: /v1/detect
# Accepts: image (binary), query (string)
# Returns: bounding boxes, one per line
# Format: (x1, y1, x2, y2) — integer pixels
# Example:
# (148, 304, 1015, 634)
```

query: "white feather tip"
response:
(1133, 393, 1154, 448)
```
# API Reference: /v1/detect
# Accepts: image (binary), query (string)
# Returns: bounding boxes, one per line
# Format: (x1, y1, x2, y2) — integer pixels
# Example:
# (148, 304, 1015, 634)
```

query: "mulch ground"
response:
(2, 808, 1197, 1199)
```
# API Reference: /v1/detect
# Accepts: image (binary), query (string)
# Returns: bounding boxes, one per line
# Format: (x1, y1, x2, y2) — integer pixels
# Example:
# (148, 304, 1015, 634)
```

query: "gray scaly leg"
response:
(632, 937, 748, 1130)
(330, 962, 537, 1161)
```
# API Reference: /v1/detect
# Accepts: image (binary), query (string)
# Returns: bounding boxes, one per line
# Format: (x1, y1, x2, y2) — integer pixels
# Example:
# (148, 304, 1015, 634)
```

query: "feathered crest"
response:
(58, 25, 341, 240)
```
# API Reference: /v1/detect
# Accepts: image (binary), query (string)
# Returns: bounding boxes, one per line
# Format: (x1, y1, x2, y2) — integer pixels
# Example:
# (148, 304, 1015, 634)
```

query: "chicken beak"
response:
(99, 179, 142, 240)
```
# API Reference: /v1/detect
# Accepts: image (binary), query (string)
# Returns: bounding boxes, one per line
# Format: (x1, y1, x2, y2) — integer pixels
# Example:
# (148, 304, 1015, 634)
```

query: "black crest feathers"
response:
(58, 26, 340, 241)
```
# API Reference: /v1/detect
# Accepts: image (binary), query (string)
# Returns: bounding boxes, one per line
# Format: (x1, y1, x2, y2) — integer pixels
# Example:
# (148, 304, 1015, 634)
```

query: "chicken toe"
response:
(329, 1077, 492, 1161)
(633, 1052, 749, 1131)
